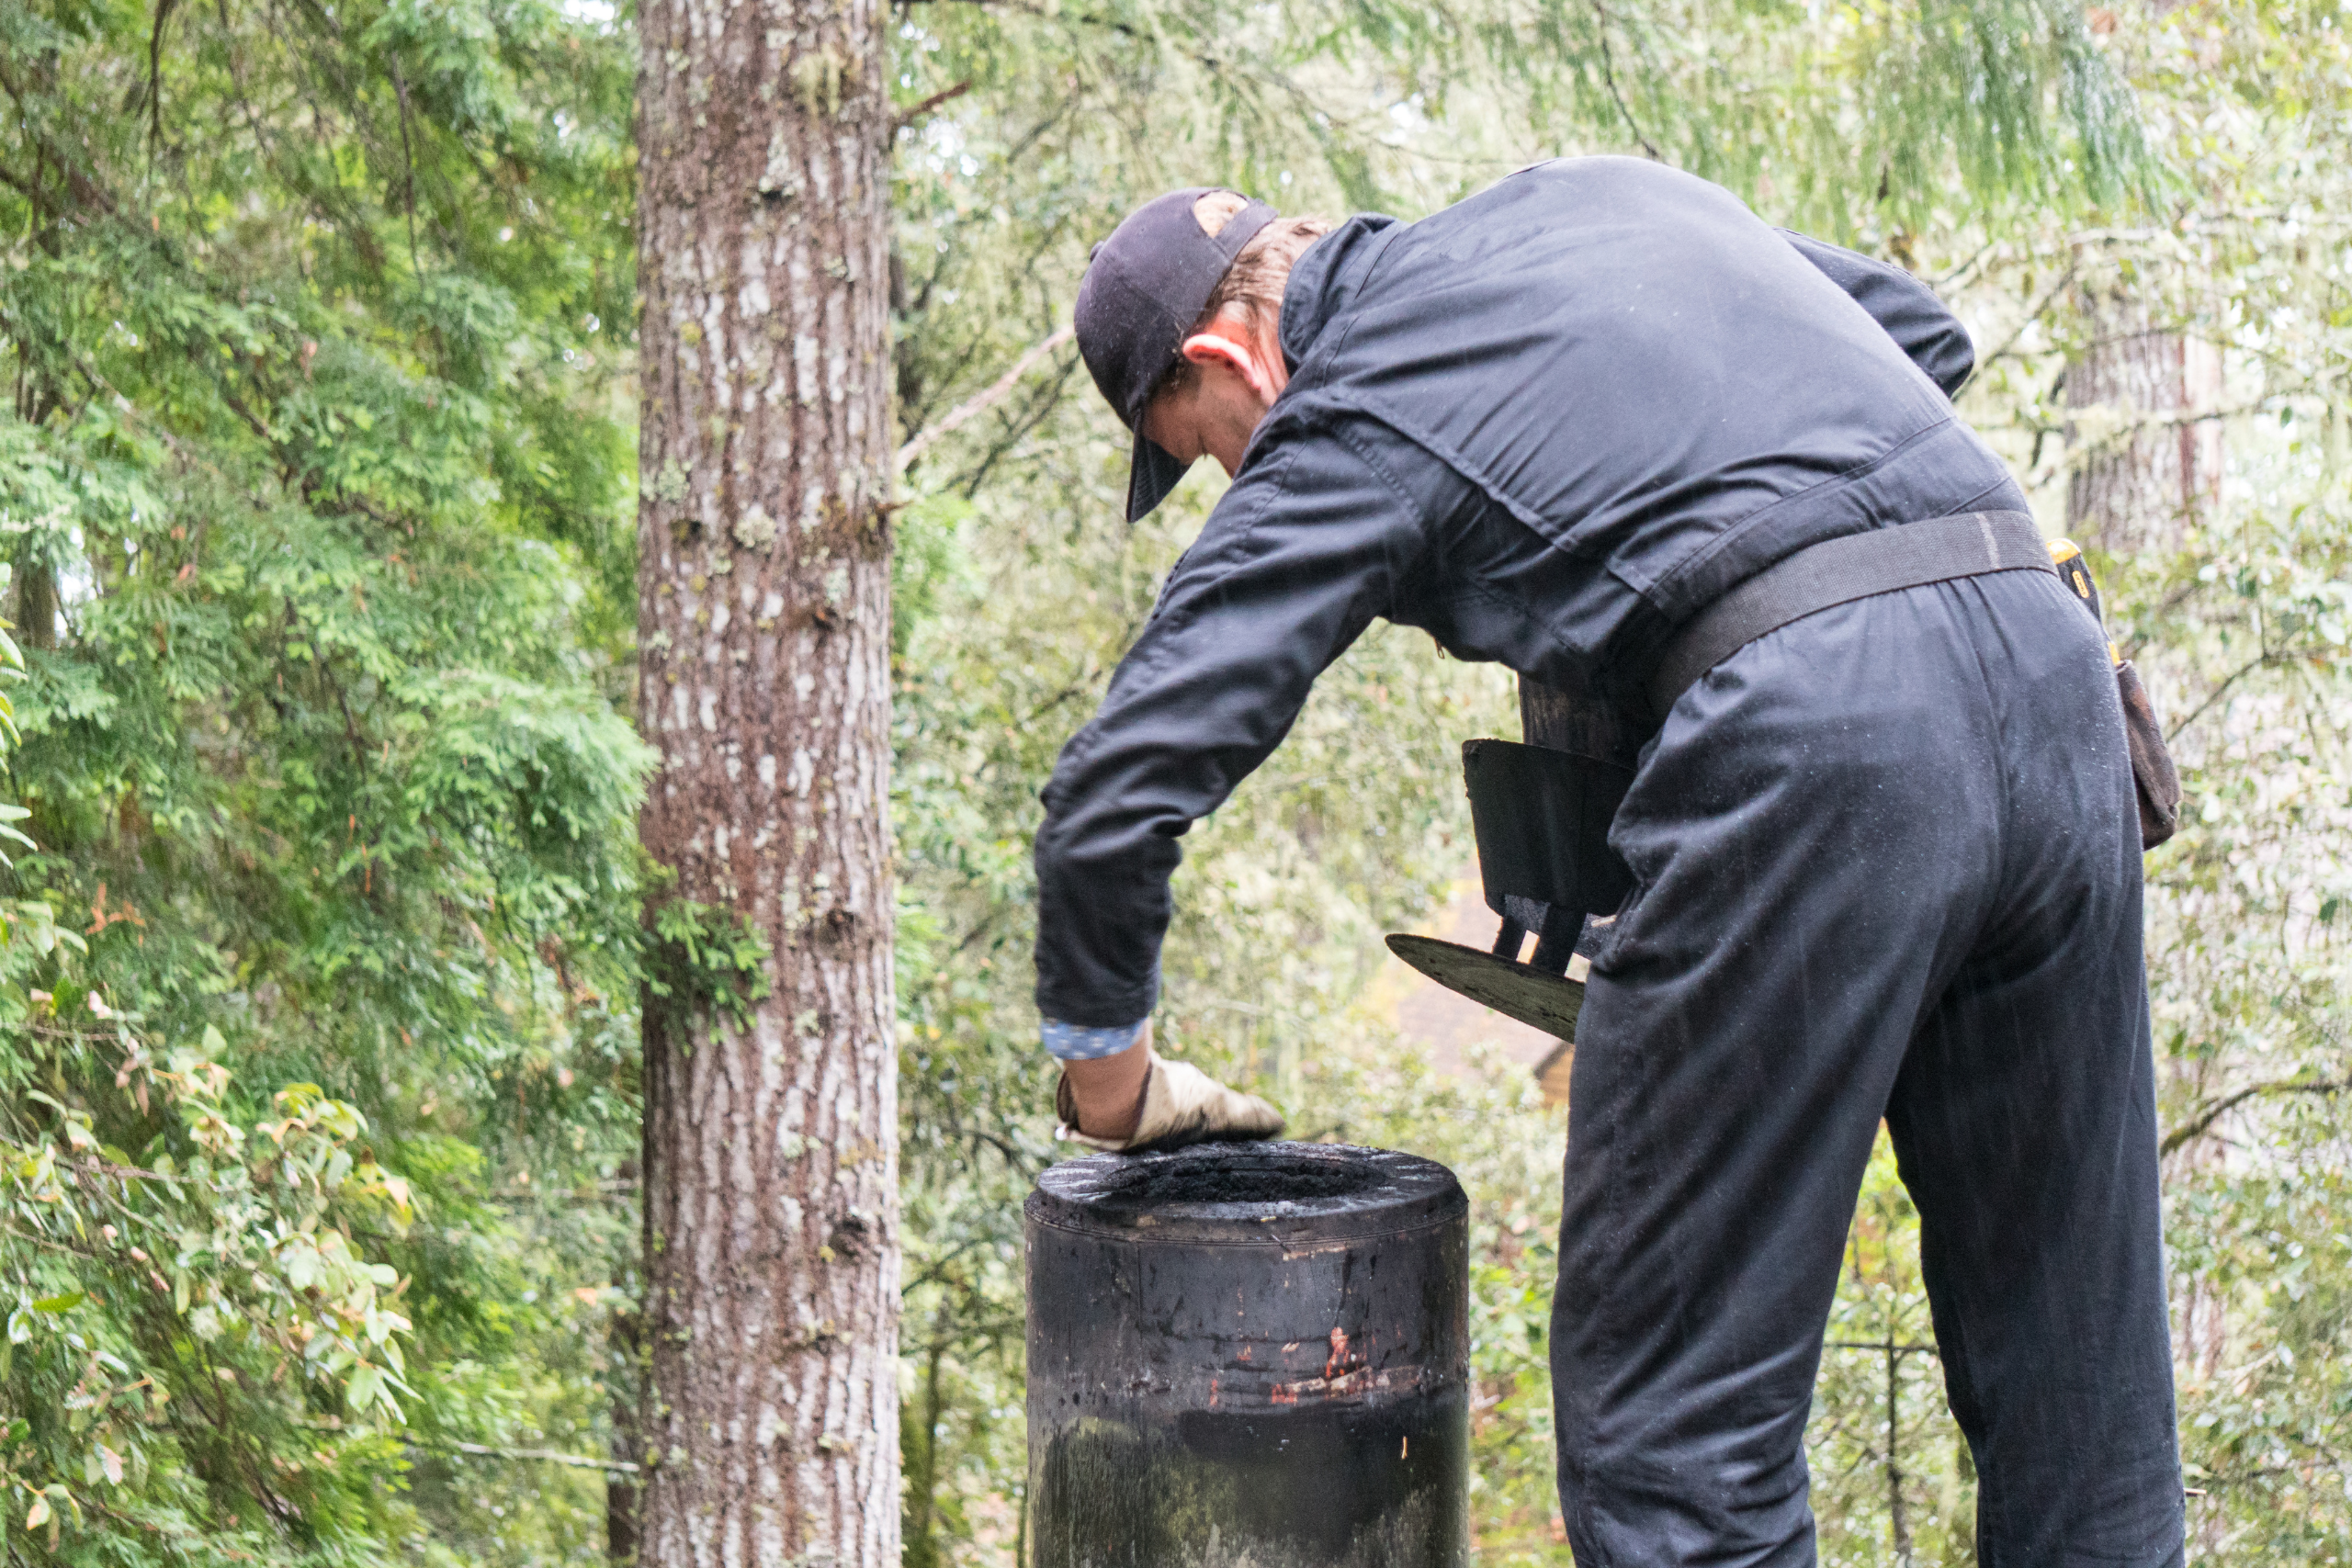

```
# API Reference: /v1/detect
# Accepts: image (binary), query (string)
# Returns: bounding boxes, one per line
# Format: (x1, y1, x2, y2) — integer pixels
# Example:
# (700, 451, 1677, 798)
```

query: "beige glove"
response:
(1056, 1050, 1284, 1154)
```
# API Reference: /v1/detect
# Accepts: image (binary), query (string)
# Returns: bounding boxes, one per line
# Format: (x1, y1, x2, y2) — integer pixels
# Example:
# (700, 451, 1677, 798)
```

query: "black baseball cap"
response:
(1074, 187, 1278, 521)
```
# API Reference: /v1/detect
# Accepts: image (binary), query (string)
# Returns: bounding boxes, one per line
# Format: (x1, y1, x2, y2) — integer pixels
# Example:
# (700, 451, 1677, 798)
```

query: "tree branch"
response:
(895, 323, 1075, 473)
(1590, 1, 1661, 161)
(2166, 649, 2284, 739)
(1974, 257, 2078, 369)
(408, 1438, 639, 1474)
(2163, 1076, 2352, 1156)
(894, 80, 973, 131)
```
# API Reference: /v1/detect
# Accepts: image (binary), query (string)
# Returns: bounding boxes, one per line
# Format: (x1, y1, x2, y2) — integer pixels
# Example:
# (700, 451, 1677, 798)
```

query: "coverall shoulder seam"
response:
(1321, 415, 1442, 583)
(1325, 412, 1547, 638)
(1310, 402, 1632, 660)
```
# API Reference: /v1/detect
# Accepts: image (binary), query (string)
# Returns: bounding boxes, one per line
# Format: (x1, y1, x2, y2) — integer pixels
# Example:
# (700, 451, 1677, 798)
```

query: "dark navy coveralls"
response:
(1034, 157, 2185, 1566)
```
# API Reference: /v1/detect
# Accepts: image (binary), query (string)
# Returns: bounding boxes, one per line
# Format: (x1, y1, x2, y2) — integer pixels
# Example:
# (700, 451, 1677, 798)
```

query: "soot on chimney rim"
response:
(1026, 1140, 1471, 1568)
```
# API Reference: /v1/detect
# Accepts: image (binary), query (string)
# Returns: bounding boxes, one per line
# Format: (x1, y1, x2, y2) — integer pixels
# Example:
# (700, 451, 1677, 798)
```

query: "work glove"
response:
(1055, 1050, 1284, 1154)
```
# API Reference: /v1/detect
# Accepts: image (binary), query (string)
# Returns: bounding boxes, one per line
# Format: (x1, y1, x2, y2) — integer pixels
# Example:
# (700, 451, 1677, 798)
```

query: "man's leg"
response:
(1554, 576, 2021, 1567)
(1885, 573, 2184, 1566)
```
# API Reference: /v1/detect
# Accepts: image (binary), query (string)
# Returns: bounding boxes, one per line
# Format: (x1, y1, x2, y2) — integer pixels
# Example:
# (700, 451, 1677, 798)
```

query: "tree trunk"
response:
(1518, 679, 1638, 767)
(2064, 287, 2222, 555)
(633, 0, 899, 1560)
(606, 1302, 643, 1563)
(14, 557, 56, 651)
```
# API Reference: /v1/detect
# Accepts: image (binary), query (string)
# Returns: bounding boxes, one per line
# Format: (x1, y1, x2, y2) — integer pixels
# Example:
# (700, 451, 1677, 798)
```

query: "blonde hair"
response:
(1153, 191, 1332, 401)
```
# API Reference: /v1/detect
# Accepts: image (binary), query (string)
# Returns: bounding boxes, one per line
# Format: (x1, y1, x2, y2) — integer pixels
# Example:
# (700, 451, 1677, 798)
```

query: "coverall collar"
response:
(1275, 213, 1402, 381)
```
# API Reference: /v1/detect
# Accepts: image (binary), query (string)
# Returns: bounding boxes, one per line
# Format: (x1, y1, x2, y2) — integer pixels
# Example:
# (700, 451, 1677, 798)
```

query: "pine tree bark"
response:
(632, 0, 898, 1559)
(2064, 286, 2222, 554)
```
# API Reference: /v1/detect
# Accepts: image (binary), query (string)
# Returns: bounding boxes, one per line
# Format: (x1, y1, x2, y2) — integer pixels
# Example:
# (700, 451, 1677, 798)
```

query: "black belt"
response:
(1648, 510, 2056, 718)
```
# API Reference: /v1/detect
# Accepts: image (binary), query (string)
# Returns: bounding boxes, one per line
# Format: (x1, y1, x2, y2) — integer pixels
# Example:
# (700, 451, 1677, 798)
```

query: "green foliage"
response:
(0, 0, 645, 1561)
(643, 893, 775, 1034)
(0, 0, 2335, 1558)
(1, 1012, 420, 1557)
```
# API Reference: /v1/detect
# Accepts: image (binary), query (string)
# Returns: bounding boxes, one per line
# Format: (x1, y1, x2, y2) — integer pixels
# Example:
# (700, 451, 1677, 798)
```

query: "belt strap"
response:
(1649, 511, 2056, 718)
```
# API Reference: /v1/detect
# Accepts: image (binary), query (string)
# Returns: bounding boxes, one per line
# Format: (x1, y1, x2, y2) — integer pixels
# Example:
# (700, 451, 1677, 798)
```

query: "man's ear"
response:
(1179, 328, 1276, 401)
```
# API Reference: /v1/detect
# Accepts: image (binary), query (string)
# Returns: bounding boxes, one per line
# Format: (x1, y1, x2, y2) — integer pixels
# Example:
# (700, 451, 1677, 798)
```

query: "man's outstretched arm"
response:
(1781, 230, 1976, 398)
(1035, 420, 1429, 1039)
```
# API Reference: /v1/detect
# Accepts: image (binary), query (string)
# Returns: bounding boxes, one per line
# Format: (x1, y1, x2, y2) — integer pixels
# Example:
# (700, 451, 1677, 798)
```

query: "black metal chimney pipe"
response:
(1026, 1141, 1470, 1567)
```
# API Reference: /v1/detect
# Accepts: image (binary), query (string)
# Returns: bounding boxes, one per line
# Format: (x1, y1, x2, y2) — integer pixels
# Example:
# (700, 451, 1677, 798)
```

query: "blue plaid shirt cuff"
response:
(1042, 1017, 1147, 1061)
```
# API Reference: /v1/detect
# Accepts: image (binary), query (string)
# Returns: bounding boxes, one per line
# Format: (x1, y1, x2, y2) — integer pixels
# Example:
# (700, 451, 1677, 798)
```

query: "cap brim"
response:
(1125, 428, 1191, 523)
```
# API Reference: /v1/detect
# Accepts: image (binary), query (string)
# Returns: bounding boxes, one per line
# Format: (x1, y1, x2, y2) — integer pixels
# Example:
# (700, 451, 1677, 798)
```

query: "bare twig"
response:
(954, 351, 1080, 497)
(1589, 2, 1660, 161)
(895, 324, 1075, 473)
(1930, 240, 2000, 296)
(2162, 1076, 2352, 1156)
(1974, 257, 2079, 369)
(409, 1438, 640, 1475)
(2165, 650, 2278, 738)
(895, 80, 973, 131)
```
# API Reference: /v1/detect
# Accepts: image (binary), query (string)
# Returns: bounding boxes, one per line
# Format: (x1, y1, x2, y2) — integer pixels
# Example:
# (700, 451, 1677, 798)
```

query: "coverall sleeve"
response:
(1779, 230, 1976, 398)
(1034, 424, 1430, 1028)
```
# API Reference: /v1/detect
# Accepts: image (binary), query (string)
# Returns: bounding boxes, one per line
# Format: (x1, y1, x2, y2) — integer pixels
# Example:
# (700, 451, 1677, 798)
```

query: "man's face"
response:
(1138, 318, 1289, 481)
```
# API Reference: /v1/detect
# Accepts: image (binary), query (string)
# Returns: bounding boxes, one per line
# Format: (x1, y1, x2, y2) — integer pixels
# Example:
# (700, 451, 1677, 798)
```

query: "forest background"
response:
(0, 0, 2345, 1562)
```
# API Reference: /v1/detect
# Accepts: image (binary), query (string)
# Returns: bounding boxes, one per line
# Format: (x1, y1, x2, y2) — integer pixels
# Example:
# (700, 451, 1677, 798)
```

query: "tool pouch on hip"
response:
(2051, 541, 2183, 851)
(2116, 660, 2182, 849)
